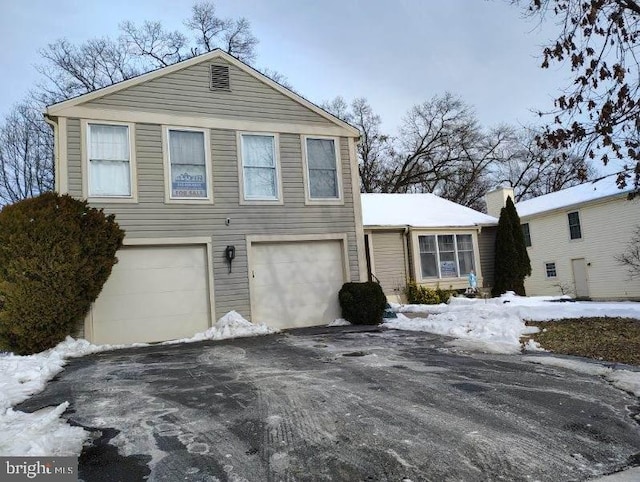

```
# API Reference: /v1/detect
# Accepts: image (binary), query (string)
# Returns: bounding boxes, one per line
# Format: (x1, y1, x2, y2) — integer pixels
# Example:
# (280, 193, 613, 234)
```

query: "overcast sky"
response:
(1, 0, 598, 162)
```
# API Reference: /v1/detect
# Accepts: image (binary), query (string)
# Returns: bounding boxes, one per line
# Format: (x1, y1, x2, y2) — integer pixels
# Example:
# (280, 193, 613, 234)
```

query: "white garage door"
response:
(251, 240, 346, 329)
(90, 245, 211, 344)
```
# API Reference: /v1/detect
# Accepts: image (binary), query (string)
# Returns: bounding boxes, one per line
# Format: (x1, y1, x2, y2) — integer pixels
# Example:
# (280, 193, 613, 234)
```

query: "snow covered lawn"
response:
(0, 311, 276, 456)
(383, 292, 640, 398)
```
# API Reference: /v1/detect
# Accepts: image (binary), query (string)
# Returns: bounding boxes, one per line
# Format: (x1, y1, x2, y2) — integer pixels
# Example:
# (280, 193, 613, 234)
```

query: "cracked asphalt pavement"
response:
(18, 326, 640, 481)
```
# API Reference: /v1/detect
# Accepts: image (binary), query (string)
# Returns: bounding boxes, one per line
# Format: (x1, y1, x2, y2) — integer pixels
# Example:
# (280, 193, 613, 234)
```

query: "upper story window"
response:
(568, 211, 582, 240)
(522, 223, 532, 247)
(418, 234, 476, 279)
(303, 136, 342, 203)
(240, 133, 279, 201)
(166, 128, 211, 201)
(87, 123, 133, 198)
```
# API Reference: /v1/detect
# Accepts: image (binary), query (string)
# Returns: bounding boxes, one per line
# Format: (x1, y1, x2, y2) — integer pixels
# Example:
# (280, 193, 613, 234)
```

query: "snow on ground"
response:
(386, 292, 640, 400)
(328, 318, 351, 327)
(0, 311, 276, 456)
(162, 310, 278, 345)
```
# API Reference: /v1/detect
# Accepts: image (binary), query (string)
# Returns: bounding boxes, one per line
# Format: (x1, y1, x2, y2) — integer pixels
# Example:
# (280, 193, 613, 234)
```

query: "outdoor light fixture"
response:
(225, 245, 235, 273)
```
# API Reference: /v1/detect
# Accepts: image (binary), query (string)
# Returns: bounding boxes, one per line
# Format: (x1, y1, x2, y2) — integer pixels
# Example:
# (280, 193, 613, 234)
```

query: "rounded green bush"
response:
(338, 282, 387, 325)
(0, 193, 124, 354)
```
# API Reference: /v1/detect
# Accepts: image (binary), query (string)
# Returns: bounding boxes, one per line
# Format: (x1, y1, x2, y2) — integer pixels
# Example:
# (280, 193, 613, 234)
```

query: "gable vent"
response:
(210, 64, 230, 91)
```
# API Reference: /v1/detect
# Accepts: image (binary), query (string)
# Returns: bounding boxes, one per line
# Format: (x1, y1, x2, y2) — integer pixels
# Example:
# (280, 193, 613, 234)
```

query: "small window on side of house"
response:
(568, 211, 582, 240)
(545, 262, 557, 278)
(304, 137, 341, 200)
(521, 223, 532, 247)
(240, 134, 279, 200)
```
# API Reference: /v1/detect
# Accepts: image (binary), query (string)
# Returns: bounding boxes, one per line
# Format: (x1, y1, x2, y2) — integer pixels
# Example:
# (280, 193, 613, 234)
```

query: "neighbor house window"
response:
(88, 123, 131, 197)
(241, 134, 278, 200)
(167, 128, 209, 199)
(568, 211, 582, 240)
(545, 262, 557, 278)
(418, 234, 476, 279)
(304, 137, 340, 199)
(522, 223, 532, 247)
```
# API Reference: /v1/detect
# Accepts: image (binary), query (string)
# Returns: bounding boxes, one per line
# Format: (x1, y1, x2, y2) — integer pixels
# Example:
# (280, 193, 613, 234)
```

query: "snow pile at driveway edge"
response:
(162, 310, 278, 344)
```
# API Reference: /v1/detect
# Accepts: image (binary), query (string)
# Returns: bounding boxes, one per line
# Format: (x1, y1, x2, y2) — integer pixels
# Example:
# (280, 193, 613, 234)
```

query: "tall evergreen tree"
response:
(492, 205, 519, 297)
(492, 195, 532, 297)
(505, 196, 531, 295)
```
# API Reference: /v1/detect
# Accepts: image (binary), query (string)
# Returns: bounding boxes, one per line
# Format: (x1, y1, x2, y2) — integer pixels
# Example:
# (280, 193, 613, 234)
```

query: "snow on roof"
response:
(361, 193, 498, 228)
(515, 174, 631, 218)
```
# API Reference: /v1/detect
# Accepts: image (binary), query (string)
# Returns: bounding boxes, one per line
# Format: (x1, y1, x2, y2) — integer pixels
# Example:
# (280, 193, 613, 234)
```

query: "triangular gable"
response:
(46, 49, 359, 136)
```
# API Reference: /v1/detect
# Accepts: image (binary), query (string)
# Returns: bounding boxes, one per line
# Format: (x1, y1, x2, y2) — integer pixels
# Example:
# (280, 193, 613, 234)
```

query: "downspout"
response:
(403, 226, 412, 286)
(43, 114, 59, 193)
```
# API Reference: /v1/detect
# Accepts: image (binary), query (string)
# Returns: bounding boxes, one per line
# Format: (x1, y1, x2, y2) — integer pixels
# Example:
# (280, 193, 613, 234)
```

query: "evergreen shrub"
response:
(338, 282, 387, 325)
(0, 193, 125, 354)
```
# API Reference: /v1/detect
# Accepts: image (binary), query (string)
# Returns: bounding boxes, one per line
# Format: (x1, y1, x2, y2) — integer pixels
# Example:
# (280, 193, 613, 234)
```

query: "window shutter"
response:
(210, 65, 230, 90)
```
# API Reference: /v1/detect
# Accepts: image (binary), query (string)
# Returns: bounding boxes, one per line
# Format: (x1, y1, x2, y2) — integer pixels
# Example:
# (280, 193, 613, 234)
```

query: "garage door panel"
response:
(102, 266, 208, 296)
(91, 245, 210, 344)
(252, 240, 345, 329)
(253, 262, 344, 287)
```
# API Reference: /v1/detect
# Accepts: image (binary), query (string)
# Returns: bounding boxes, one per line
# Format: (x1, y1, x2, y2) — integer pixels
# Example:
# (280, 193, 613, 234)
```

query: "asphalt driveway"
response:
(18, 326, 640, 481)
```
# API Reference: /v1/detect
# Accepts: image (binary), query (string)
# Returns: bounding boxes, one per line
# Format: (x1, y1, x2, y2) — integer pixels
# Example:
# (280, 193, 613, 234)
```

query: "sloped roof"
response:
(45, 49, 359, 136)
(361, 193, 498, 228)
(515, 174, 631, 218)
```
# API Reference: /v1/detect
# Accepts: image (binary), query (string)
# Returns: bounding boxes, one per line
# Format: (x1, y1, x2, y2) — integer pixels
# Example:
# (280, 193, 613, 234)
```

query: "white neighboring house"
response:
(486, 175, 640, 300)
(361, 193, 498, 302)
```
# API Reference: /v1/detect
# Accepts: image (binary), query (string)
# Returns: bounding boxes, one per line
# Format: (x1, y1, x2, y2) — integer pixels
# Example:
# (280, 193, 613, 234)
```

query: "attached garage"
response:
(88, 244, 212, 345)
(249, 237, 348, 329)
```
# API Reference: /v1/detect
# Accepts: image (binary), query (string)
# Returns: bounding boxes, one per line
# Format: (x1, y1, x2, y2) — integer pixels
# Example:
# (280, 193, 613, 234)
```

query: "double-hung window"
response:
(87, 123, 133, 198)
(303, 137, 341, 202)
(166, 128, 210, 200)
(568, 211, 582, 240)
(418, 234, 476, 279)
(240, 134, 279, 201)
(545, 262, 557, 278)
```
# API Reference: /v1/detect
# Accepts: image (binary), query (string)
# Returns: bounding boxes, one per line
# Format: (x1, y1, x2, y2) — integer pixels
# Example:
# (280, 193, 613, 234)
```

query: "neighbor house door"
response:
(571, 258, 589, 299)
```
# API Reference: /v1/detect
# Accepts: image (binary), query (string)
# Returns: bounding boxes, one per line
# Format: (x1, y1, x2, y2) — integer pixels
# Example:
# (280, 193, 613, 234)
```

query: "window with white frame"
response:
(305, 137, 339, 199)
(88, 123, 131, 197)
(167, 129, 208, 199)
(568, 211, 582, 240)
(545, 262, 557, 278)
(241, 134, 278, 200)
(418, 234, 476, 279)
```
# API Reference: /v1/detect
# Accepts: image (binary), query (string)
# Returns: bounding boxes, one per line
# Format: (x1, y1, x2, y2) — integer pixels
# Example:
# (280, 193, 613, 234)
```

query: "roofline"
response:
(517, 189, 630, 220)
(364, 223, 494, 230)
(45, 49, 360, 137)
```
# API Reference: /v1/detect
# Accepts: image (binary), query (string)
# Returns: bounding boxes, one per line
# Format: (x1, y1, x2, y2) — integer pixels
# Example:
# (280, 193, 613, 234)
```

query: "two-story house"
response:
(486, 175, 640, 300)
(44, 50, 366, 345)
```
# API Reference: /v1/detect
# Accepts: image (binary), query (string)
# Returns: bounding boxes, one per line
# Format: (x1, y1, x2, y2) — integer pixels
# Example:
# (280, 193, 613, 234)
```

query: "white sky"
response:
(3, 0, 616, 172)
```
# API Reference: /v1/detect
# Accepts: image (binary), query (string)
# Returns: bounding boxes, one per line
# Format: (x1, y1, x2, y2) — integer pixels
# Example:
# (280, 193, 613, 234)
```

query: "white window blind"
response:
(242, 134, 277, 199)
(88, 124, 130, 197)
(169, 130, 207, 199)
(306, 138, 338, 198)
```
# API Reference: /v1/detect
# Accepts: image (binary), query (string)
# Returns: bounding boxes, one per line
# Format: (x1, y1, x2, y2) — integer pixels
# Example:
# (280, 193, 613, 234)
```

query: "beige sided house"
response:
(486, 175, 640, 300)
(45, 49, 366, 345)
(361, 193, 498, 302)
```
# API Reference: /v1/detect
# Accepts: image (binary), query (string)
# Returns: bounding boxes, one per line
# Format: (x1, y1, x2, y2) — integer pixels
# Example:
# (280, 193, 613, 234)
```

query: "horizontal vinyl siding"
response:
(82, 60, 333, 127)
(67, 118, 82, 197)
(478, 226, 497, 288)
(66, 122, 359, 320)
(371, 231, 407, 297)
(524, 197, 640, 300)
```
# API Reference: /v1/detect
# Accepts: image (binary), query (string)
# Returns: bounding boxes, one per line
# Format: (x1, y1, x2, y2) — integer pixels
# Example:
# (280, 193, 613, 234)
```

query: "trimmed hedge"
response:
(405, 281, 454, 305)
(338, 282, 387, 325)
(0, 193, 125, 354)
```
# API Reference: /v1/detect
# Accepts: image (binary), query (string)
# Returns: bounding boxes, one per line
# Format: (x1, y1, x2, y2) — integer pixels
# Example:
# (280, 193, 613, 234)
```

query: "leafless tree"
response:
(519, 0, 640, 193)
(0, 101, 54, 204)
(491, 127, 595, 201)
(322, 97, 392, 192)
(120, 21, 189, 69)
(616, 225, 640, 277)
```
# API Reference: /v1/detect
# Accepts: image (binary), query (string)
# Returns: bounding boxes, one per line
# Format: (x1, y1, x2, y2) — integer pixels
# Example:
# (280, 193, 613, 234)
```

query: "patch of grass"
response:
(525, 317, 640, 365)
